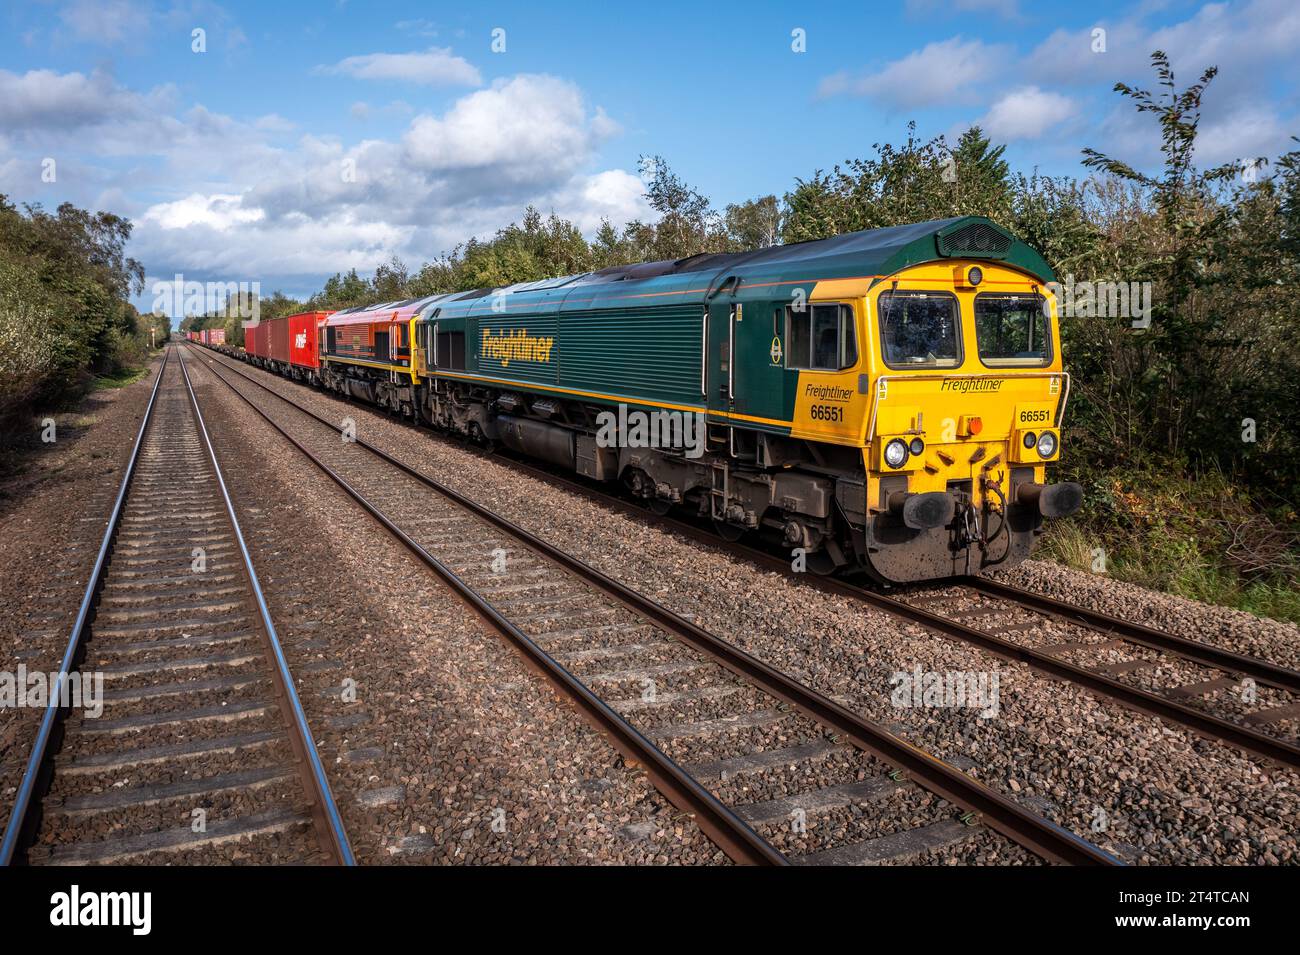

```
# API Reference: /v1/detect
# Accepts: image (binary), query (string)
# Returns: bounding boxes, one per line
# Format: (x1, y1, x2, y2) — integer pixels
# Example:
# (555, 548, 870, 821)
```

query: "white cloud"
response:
(1193, 106, 1288, 167)
(978, 86, 1077, 140)
(323, 47, 481, 87)
(402, 75, 616, 185)
(94, 72, 644, 289)
(818, 37, 1007, 107)
(1024, 0, 1300, 170)
(1028, 0, 1300, 90)
(58, 0, 149, 46)
(0, 68, 171, 131)
(254, 114, 296, 134)
(141, 193, 265, 231)
(395, 18, 438, 38)
(550, 170, 652, 232)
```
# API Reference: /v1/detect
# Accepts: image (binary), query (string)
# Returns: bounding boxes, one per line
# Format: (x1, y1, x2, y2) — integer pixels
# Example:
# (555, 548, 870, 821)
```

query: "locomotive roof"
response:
(332, 216, 1054, 324)
(571, 215, 1054, 288)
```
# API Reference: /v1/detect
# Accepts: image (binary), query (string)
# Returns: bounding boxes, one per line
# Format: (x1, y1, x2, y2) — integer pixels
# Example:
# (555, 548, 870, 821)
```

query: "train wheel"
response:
(711, 518, 745, 542)
(468, 422, 496, 452)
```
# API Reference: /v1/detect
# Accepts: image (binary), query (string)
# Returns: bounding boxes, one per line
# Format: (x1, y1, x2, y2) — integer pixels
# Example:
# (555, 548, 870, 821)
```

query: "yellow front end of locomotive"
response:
(853, 260, 1079, 579)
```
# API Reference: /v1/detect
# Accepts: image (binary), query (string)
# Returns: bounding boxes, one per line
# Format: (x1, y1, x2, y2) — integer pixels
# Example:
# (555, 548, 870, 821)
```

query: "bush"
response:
(0, 258, 64, 433)
(1041, 462, 1300, 622)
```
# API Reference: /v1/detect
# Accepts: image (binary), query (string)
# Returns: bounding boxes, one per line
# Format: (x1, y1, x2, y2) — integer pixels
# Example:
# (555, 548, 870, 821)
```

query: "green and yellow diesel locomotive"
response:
(282, 216, 1081, 584)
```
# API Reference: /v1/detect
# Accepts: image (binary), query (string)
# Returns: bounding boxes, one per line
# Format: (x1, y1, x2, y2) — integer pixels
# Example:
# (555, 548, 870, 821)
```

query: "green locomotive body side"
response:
(414, 216, 1052, 440)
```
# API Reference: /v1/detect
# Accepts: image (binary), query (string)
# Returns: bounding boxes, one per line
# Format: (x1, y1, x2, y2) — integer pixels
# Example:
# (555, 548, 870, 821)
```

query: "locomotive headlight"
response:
(1023, 431, 1037, 450)
(1036, 431, 1058, 458)
(967, 266, 983, 287)
(884, 438, 909, 469)
(909, 437, 925, 456)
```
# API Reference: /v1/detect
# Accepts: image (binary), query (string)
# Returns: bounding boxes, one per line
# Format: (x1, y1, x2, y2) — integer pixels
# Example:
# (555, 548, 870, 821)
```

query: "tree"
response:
(372, 256, 411, 301)
(782, 124, 1016, 242)
(0, 195, 152, 438)
(724, 196, 783, 250)
(632, 155, 727, 260)
(1081, 51, 1258, 463)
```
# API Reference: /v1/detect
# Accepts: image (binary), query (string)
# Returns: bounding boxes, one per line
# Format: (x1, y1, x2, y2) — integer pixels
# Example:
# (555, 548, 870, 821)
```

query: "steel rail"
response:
(185, 345, 786, 867)
(493, 455, 1300, 773)
(0, 349, 170, 864)
(850, 586, 1300, 771)
(457, 451, 1300, 771)
(961, 576, 1300, 695)
(176, 346, 354, 865)
(326, 387, 1300, 773)
(190, 344, 1119, 866)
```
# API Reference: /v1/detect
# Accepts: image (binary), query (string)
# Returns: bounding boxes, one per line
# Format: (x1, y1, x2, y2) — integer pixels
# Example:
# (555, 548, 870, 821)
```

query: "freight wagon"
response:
(242, 312, 331, 383)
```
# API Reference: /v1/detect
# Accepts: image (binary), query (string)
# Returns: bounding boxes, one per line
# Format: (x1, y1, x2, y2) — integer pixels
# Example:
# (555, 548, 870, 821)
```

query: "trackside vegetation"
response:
(0, 197, 161, 446)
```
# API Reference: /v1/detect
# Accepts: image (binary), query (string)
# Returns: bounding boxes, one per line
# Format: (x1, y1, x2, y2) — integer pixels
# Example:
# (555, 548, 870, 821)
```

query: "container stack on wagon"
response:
(241, 311, 331, 383)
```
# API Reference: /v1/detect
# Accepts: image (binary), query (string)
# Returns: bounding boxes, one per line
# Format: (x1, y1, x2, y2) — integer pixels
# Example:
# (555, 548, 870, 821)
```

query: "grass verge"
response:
(1039, 465, 1300, 625)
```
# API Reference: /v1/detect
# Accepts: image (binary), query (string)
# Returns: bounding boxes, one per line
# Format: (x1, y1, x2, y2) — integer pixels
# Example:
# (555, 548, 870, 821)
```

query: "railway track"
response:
(188, 343, 1117, 866)
(885, 578, 1300, 766)
(0, 346, 352, 865)
(418, 416, 1300, 771)
(478, 449, 1300, 771)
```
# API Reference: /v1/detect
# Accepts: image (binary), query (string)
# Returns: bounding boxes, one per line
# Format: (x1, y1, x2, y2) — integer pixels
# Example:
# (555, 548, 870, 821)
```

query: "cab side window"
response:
(786, 303, 857, 371)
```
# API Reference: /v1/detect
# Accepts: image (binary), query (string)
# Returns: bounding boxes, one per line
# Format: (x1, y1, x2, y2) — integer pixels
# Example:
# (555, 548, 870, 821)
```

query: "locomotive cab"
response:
(858, 258, 1081, 582)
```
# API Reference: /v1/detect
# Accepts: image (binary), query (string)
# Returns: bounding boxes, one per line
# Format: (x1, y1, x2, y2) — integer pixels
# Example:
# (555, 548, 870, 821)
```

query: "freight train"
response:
(186, 328, 226, 346)
(216, 216, 1081, 583)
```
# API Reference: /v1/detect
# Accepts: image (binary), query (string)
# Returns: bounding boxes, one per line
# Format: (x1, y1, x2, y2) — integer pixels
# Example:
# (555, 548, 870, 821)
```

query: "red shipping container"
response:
(244, 322, 260, 357)
(210, 328, 225, 346)
(265, 315, 289, 363)
(289, 311, 330, 370)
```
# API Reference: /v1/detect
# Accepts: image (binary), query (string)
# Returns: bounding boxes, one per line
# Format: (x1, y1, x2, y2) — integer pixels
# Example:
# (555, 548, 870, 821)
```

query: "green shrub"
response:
(1040, 462, 1300, 623)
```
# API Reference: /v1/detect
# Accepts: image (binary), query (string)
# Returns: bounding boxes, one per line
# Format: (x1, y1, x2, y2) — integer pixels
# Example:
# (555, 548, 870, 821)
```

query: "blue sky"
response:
(1, 0, 1296, 315)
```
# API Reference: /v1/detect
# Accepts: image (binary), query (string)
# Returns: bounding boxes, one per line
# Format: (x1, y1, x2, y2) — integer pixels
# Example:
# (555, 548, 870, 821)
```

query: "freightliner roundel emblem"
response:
(770, 336, 783, 365)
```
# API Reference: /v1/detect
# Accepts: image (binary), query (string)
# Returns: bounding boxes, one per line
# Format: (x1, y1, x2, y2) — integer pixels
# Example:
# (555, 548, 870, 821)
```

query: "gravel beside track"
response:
(192, 348, 1300, 865)
(0, 358, 163, 835)
(996, 560, 1300, 672)
(182, 351, 724, 864)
